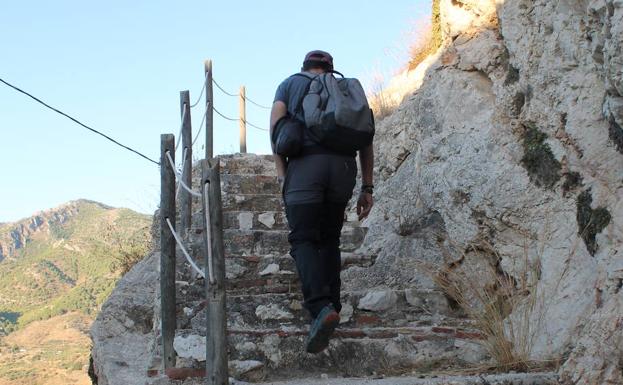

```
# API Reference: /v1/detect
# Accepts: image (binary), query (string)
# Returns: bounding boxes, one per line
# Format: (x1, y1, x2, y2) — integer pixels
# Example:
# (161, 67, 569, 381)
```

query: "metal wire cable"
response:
(165, 151, 202, 197)
(0, 77, 159, 165)
(212, 78, 239, 97)
(165, 217, 205, 278)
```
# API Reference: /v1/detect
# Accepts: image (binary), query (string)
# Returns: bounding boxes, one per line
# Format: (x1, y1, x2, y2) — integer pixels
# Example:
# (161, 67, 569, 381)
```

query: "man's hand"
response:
(357, 192, 374, 221)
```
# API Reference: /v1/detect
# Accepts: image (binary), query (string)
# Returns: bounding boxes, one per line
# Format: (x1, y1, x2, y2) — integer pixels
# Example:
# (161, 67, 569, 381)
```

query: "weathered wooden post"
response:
(180, 91, 192, 235)
(239, 86, 247, 154)
(205, 60, 214, 160)
(201, 158, 228, 385)
(160, 134, 177, 370)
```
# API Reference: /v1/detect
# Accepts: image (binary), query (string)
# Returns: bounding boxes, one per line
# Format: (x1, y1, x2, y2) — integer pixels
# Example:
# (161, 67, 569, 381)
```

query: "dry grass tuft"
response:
(408, 0, 442, 71)
(367, 72, 393, 121)
(427, 236, 543, 372)
(407, 22, 437, 71)
(367, 1, 443, 120)
(105, 224, 152, 275)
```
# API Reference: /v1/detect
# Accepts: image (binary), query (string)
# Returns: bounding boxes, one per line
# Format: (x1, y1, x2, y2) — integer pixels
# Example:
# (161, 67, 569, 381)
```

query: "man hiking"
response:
(270, 50, 375, 354)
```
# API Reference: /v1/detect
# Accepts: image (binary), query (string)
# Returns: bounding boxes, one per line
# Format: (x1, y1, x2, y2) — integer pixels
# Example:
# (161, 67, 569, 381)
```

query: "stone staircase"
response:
(146, 154, 556, 384)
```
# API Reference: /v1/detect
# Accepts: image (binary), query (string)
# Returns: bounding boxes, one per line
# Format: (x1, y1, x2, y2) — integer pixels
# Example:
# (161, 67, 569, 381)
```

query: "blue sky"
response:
(0, 0, 431, 223)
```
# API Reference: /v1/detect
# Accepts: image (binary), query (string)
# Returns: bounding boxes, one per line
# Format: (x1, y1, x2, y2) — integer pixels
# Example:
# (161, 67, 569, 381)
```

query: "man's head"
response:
(302, 50, 333, 73)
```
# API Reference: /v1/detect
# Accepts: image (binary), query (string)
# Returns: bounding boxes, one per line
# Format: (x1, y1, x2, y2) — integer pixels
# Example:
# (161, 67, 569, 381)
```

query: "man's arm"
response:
(357, 143, 374, 221)
(270, 101, 288, 180)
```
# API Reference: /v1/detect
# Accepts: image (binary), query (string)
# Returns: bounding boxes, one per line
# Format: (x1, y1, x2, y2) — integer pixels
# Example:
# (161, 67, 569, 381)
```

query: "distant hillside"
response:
(0, 199, 151, 333)
(0, 200, 151, 384)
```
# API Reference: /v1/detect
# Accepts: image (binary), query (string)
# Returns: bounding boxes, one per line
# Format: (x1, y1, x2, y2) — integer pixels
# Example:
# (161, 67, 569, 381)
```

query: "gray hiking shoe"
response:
(305, 304, 340, 354)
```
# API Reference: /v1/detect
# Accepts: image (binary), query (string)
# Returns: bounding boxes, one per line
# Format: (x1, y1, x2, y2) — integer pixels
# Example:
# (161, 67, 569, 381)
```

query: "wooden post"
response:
(160, 134, 177, 370)
(179, 91, 192, 235)
(205, 60, 214, 159)
(201, 159, 228, 385)
(239, 86, 247, 154)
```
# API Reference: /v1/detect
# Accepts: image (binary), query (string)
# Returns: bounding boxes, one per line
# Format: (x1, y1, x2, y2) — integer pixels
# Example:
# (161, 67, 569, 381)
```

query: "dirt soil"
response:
(0, 312, 92, 385)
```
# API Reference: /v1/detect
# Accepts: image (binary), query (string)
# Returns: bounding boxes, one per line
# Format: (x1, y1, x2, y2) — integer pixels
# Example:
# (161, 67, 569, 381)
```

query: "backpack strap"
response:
(289, 73, 316, 115)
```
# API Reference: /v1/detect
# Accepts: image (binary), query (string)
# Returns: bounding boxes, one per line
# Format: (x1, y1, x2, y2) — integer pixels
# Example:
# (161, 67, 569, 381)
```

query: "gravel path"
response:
(230, 372, 559, 385)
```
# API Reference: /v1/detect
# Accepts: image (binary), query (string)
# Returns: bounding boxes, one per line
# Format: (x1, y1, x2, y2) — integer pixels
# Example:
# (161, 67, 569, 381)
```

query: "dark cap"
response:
(303, 50, 334, 70)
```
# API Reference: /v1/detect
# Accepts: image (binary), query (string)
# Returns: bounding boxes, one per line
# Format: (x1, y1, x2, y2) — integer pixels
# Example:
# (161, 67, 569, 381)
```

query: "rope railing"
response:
(213, 105, 269, 131)
(174, 105, 187, 152)
(165, 151, 202, 198)
(189, 74, 207, 108)
(243, 118, 269, 132)
(213, 106, 238, 121)
(192, 107, 208, 146)
(163, 147, 205, 279)
(212, 78, 239, 97)
(175, 147, 189, 200)
(213, 77, 271, 109)
(164, 218, 205, 278)
(245, 96, 271, 110)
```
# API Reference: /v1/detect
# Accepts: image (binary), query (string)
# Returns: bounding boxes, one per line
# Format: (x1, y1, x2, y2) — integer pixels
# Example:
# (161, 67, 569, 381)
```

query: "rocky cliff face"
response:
(357, 0, 622, 384)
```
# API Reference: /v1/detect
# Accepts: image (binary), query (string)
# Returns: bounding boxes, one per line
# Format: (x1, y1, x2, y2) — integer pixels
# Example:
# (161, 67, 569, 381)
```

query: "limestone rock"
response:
(255, 304, 294, 320)
(226, 259, 248, 280)
(90, 252, 159, 385)
(238, 212, 253, 231)
(357, 290, 397, 311)
(259, 263, 280, 276)
(404, 289, 424, 308)
(348, 0, 623, 382)
(258, 212, 276, 229)
(339, 303, 354, 324)
(229, 360, 264, 380)
(173, 334, 206, 361)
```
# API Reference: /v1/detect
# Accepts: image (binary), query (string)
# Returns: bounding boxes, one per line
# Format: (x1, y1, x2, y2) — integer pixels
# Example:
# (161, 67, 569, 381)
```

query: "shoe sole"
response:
(306, 311, 340, 354)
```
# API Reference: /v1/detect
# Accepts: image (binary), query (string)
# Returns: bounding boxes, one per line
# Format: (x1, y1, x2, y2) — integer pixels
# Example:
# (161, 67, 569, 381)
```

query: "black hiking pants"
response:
(283, 152, 357, 319)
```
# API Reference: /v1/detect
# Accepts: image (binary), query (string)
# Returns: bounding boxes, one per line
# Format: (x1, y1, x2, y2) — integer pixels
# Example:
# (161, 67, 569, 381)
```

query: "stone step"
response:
(222, 211, 288, 231)
(176, 253, 376, 296)
(190, 154, 276, 179)
(224, 253, 377, 283)
(179, 289, 463, 332)
(219, 154, 277, 176)
(260, 373, 560, 385)
(192, 215, 366, 247)
(220, 174, 281, 195)
(191, 193, 283, 213)
(223, 254, 378, 296)
(147, 369, 558, 385)
(223, 229, 290, 256)
(222, 194, 284, 212)
(186, 227, 367, 257)
(192, 210, 288, 231)
(173, 325, 487, 380)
